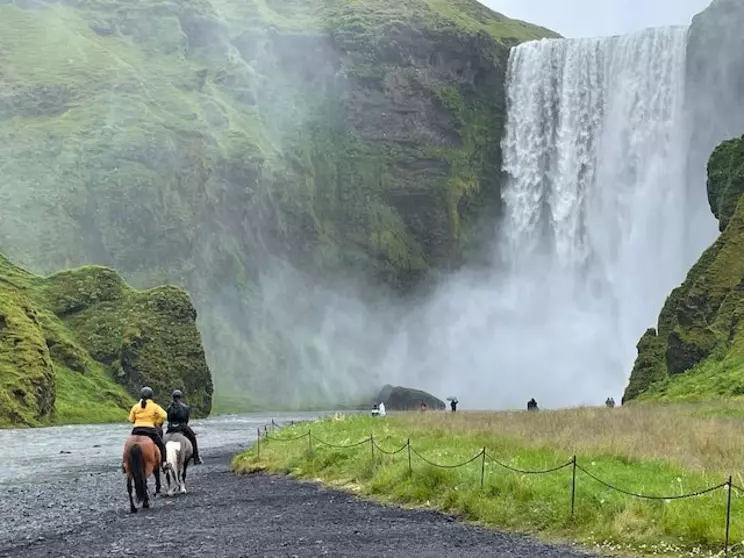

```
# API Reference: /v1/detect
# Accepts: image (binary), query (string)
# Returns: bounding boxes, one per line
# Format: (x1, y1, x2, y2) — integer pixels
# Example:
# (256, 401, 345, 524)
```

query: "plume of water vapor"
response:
(378, 26, 718, 409)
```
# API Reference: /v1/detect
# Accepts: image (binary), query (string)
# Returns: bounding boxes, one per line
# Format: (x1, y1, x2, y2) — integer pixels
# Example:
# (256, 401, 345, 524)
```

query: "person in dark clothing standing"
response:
(165, 389, 203, 464)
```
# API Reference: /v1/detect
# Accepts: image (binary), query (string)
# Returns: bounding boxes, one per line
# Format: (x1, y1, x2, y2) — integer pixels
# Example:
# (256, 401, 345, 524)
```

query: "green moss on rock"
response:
(0, 0, 557, 409)
(622, 328, 666, 404)
(0, 284, 55, 426)
(624, 135, 744, 403)
(0, 253, 212, 427)
(707, 136, 744, 231)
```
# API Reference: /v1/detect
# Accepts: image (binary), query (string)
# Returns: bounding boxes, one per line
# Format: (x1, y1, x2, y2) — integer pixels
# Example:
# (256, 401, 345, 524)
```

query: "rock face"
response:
(685, 0, 744, 234)
(0, 0, 557, 410)
(376, 384, 446, 411)
(623, 0, 744, 403)
(623, 135, 744, 402)
(0, 254, 213, 426)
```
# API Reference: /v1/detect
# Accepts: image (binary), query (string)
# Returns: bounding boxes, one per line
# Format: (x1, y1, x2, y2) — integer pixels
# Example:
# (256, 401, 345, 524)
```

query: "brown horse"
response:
(122, 435, 162, 513)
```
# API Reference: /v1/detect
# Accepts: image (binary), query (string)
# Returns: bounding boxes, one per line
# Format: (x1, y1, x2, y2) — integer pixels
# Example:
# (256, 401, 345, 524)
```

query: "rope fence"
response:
(253, 420, 740, 556)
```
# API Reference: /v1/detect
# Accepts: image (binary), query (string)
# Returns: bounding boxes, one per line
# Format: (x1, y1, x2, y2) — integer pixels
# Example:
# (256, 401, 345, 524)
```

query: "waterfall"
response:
(487, 26, 717, 405)
(387, 26, 719, 410)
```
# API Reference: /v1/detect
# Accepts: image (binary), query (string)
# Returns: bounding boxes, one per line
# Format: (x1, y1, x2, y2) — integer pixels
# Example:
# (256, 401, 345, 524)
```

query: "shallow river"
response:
(0, 411, 328, 485)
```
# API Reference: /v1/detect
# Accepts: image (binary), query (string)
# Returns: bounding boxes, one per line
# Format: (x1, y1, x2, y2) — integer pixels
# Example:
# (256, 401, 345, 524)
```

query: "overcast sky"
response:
(483, 0, 713, 38)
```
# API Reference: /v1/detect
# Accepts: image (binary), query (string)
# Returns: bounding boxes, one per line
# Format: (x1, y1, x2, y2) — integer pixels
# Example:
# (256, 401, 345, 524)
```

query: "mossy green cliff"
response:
(0, 0, 557, 410)
(0, 254, 213, 427)
(623, 135, 744, 403)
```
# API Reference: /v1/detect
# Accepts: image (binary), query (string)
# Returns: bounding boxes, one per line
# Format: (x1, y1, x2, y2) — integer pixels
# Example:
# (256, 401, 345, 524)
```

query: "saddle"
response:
(166, 422, 187, 434)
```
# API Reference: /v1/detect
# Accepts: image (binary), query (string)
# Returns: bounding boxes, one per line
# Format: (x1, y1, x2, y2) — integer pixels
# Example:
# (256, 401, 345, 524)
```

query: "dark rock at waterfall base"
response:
(375, 384, 446, 411)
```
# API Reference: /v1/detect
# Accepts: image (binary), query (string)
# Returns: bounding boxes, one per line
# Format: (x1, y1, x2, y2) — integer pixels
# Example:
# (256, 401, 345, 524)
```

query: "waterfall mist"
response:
(378, 26, 719, 409)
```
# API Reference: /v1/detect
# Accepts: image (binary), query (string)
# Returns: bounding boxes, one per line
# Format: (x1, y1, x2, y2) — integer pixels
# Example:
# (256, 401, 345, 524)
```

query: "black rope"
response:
(486, 453, 573, 475)
(576, 464, 727, 500)
(264, 431, 311, 442)
(372, 440, 409, 455)
(311, 433, 372, 449)
(257, 424, 734, 509)
(410, 447, 484, 469)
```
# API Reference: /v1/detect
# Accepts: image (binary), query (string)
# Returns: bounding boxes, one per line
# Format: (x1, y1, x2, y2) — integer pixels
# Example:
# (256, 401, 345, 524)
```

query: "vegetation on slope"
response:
(0, 0, 558, 409)
(0, 253, 212, 427)
(624, 135, 744, 402)
(234, 408, 744, 557)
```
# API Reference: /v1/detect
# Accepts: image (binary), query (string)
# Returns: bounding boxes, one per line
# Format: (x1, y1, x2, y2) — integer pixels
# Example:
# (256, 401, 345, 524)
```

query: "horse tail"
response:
(165, 440, 180, 473)
(128, 443, 147, 503)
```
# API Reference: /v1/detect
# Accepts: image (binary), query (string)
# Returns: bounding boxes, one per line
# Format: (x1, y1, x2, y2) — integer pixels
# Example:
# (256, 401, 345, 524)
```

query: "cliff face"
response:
(622, 0, 744, 403)
(0, 254, 212, 426)
(684, 0, 744, 237)
(623, 136, 744, 403)
(0, 0, 557, 409)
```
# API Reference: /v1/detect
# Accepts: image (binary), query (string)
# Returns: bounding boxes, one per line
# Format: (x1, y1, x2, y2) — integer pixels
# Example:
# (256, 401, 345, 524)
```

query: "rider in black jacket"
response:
(165, 390, 203, 465)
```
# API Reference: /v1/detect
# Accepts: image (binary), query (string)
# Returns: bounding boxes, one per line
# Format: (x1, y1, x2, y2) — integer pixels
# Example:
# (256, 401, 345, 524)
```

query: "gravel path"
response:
(0, 450, 598, 558)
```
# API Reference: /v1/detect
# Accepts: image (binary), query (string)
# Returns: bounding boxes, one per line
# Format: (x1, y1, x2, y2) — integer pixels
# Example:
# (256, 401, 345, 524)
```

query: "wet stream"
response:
(0, 411, 321, 486)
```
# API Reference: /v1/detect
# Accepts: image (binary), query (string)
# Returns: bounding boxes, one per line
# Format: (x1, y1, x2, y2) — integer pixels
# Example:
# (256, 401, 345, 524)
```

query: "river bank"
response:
(233, 405, 744, 557)
(1, 411, 595, 558)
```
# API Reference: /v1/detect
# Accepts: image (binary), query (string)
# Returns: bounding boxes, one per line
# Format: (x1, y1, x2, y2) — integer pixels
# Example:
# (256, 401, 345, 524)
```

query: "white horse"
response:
(163, 432, 193, 495)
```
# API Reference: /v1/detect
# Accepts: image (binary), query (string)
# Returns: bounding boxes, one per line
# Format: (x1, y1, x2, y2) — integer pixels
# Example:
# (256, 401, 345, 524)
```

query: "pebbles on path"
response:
(0, 451, 598, 558)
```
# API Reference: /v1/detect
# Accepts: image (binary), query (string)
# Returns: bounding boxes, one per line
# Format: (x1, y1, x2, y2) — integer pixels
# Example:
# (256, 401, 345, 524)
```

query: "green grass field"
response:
(233, 405, 744, 557)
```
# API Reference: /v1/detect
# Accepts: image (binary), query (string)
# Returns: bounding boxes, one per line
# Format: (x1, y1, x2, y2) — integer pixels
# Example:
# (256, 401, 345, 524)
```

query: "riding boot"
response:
(183, 426, 203, 464)
(160, 446, 169, 470)
(152, 435, 168, 470)
(191, 437, 203, 464)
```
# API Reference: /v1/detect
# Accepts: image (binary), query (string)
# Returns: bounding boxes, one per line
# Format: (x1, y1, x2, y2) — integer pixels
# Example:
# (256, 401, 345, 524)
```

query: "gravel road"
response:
(0, 415, 597, 558)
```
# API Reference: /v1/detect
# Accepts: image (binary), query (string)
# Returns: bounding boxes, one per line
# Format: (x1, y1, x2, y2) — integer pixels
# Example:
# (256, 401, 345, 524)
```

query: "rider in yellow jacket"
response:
(128, 386, 169, 470)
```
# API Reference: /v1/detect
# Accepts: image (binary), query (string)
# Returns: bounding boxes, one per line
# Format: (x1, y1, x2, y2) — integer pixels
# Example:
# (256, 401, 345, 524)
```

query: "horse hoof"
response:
(180, 487, 187, 494)
(143, 502, 150, 509)
(130, 508, 137, 514)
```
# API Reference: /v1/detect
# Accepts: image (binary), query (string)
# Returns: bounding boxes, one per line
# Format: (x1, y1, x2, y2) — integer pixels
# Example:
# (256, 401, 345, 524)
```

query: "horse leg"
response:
(127, 476, 137, 514)
(181, 461, 188, 494)
(154, 466, 161, 496)
(143, 475, 150, 509)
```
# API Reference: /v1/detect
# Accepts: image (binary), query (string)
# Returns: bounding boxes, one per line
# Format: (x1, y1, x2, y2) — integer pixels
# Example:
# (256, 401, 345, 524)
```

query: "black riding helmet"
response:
(172, 389, 183, 400)
(140, 386, 153, 400)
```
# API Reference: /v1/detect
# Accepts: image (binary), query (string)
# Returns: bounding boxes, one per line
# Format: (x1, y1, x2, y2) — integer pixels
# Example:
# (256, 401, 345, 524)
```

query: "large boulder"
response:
(376, 384, 446, 411)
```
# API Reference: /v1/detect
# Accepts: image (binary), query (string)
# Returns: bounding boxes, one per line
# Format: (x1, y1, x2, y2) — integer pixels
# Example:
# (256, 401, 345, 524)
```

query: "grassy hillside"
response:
(0, 0, 557, 409)
(234, 407, 744, 557)
(624, 136, 744, 403)
(0, 253, 213, 427)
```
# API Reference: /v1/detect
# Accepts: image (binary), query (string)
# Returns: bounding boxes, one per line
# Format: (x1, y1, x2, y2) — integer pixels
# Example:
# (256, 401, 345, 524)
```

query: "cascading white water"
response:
(493, 27, 699, 404)
(386, 26, 719, 410)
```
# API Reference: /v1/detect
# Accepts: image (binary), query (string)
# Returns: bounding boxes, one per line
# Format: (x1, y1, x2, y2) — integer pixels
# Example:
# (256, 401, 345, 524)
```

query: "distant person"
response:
(166, 389, 203, 465)
(527, 398, 538, 411)
(420, 402, 427, 412)
(450, 399, 458, 412)
(372, 403, 379, 417)
(378, 402, 386, 417)
(605, 397, 616, 408)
